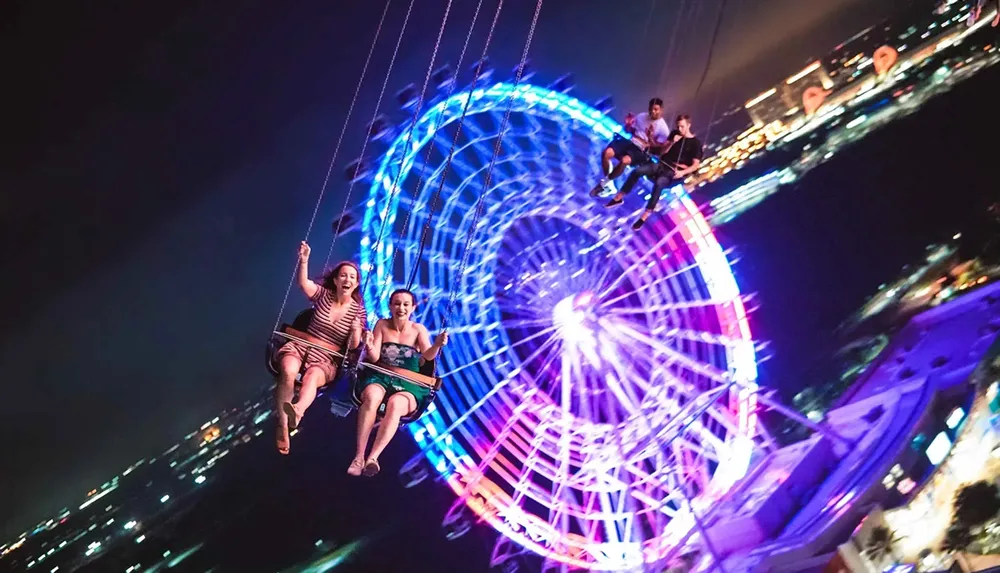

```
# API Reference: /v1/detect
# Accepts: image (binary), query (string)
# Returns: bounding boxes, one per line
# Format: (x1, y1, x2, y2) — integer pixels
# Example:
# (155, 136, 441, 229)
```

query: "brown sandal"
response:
(362, 458, 381, 477)
(282, 402, 301, 430)
(276, 425, 290, 455)
(347, 458, 365, 477)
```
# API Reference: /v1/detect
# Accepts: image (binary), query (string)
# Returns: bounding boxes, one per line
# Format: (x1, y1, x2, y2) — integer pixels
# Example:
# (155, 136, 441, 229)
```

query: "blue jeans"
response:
(618, 162, 676, 211)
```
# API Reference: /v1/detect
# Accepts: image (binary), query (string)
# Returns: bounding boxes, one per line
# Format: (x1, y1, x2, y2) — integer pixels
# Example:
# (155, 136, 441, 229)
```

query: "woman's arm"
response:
(364, 320, 384, 362)
(348, 305, 368, 349)
(297, 241, 320, 300)
(417, 325, 449, 361)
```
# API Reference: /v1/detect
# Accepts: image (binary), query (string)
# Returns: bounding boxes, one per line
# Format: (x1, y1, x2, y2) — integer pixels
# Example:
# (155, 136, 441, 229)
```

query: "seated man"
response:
(605, 113, 704, 230)
(589, 97, 671, 197)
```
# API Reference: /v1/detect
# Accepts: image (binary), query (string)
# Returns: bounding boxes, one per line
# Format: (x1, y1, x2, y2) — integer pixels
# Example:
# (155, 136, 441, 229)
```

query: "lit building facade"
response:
(824, 21, 896, 89)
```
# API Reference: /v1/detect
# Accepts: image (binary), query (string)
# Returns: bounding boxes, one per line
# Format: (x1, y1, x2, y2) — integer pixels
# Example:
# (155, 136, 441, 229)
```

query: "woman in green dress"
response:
(351, 289, 448, 477)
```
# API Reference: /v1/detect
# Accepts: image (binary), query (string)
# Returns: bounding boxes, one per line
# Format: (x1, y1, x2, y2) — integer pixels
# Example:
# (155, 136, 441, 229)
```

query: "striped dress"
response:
(278, 286, 367, 382)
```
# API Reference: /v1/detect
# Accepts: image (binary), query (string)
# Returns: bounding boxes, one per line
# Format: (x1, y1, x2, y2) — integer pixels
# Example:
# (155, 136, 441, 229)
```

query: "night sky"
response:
(0, 0, 971, 536)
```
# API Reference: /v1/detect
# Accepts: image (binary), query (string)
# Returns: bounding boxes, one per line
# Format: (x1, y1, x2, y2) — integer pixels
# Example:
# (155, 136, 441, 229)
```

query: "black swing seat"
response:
(265, 308, 318, 378)
(348, 356, 443, 425)
(265, 308, 358, 408)
(265, 308, 442, 424)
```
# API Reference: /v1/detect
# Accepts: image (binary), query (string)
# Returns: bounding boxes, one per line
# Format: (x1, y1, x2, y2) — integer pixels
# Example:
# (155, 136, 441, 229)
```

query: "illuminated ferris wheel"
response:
(357, 78, 761, 571)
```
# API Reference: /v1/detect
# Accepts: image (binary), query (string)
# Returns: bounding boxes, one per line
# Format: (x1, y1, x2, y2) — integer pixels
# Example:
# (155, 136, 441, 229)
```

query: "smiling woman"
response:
(350, 288, 450, 478)
(271, 242, 367, 455)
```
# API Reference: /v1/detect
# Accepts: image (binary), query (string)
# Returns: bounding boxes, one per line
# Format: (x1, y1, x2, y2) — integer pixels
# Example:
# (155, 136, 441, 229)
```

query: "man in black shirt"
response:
(605, 114, 704, 230)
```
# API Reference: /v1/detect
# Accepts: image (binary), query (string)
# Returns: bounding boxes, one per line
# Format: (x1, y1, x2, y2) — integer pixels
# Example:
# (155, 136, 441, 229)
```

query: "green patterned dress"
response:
(361, 342, 431, 406)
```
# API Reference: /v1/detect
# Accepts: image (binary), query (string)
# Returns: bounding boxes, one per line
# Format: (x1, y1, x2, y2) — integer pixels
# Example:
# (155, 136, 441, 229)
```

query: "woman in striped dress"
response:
(274, 241, 367, 454)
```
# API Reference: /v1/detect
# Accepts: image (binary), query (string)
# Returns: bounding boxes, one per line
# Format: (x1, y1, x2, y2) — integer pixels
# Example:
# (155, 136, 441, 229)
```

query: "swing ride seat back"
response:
(265, 308, 317, 378)
(265, 309, 360, 393)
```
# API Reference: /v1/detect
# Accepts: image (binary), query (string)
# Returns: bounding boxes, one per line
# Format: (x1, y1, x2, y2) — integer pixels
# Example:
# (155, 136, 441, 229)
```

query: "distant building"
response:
(823, 21, 896, 89)
(703, 105, 754, 154)
(780, 60, 835, 115)
(744, 60, 834, 128)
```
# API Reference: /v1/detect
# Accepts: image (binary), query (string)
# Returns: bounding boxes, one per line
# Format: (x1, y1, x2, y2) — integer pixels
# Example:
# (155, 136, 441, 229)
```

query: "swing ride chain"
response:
(270, 0, 393, 336)
(443, 0, 544, 330)
(405, 0, 503, 292)
(322, 0, 418, 271)
(361, 0, 458, 298)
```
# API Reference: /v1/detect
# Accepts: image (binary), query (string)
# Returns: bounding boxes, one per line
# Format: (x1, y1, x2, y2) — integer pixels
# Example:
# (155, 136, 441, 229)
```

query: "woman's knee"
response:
(361, 384, 385, 407)
(385, 394, 415, 417)
(301, 367, 326, 387)
(278, 357, 300, 382)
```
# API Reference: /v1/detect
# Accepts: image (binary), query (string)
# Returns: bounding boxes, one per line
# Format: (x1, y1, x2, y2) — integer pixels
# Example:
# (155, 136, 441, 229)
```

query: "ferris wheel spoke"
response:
(593, 226, 686, 300)
(596, 439, 660, 542)
(407, 330, 564, 471)
(605, 297, 733, 315)
(622, 402, 721, 467)
(604, 318, 729, 385)
(647, 369, 743, 440)
(455, 393, 539, 503)
(597, 257, 708, 310)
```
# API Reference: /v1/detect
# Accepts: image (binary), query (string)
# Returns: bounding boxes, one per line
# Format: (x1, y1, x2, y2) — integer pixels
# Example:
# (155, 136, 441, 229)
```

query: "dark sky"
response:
(0, 0, 924, 536)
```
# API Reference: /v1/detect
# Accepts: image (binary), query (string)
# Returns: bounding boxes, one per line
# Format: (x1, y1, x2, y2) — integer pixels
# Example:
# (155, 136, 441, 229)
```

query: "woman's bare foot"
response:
(276, 425, 290, 455)
(347, 458, 365, 477)
(362, 458, 381, 477)
(282, 402, 301, 430)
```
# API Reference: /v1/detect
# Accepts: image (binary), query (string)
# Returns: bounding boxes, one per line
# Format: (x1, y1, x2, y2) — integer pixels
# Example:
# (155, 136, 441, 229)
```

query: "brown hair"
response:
(388, 288, 417, 306)
(320, 261, 364, 305)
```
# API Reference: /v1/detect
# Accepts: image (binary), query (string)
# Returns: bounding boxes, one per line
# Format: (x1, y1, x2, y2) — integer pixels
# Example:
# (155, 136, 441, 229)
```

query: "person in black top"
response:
(605, 114, 704, 230)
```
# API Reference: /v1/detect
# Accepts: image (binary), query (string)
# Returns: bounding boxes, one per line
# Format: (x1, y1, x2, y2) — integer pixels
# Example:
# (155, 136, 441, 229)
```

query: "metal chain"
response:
(443, 0, 544, 328)
(321, 0, 418, 271)
(270, 0, 393, 335)
(361, 0, 462, 301)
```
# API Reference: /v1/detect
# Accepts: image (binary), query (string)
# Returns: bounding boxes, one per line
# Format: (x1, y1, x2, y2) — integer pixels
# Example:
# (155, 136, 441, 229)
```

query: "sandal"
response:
(282, 402, 301, 430)
(362, 458, 381, 477)
(276, 425, 290, 455)
(347, 458, 365, 477)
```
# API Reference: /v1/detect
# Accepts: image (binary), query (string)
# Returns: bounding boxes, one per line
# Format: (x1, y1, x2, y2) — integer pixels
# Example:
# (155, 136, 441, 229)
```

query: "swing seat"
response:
(266, 308, 355, 404)
(265, 308, 317, 378)
(266, 308, 442, 424)
(347, 357, 443, 425)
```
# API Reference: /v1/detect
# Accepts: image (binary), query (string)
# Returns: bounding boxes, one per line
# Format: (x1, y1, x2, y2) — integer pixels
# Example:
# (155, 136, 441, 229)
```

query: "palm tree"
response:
(941, 524, 973, 553)
(941, 523, 975, 573)
(865, 526, 900, 566)
(954, 481, 1000, 527)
